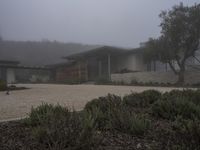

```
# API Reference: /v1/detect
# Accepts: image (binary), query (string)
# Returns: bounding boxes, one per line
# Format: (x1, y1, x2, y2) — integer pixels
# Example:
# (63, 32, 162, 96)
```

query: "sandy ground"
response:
(0, 84, 188, 121)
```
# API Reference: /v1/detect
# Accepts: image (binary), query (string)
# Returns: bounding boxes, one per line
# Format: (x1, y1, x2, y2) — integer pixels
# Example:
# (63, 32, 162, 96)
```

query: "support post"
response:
(165, 63, 168, 72)
(108, 54, 111, 81)
(153, 61, 156, 72)
(98, 60, 102, 77)
(78, 63, 81, 83)
(85, 61, 88, 81)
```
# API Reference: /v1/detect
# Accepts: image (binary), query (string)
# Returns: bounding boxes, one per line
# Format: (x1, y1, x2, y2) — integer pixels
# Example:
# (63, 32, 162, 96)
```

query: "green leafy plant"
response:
(24, 103, 101, 150)
(84, 94, 122, 112)
(110, 107, 151, 135)
(163, 89, 200, 105)
(123, 90, 161, 108)
(172, 116, 200, 149)
(84, 94, 122, 130)
(84, 93, 151, 135)
(152, 98, 200, 120)
(24, 103, 70, 126)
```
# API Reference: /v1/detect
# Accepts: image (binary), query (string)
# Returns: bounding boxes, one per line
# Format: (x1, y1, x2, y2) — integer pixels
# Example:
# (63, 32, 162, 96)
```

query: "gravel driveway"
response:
(0, 84, 185, 121)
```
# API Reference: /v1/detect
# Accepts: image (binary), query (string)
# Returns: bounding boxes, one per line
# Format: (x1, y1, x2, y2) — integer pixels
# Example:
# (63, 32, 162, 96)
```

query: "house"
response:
(49, 61, 88, 83)
(62, 46, 130, 82)
(0, 60, 52, 84)
(2, 45, 199, 84)
(57, 45, 200, 84)
(52, 46, 148, 82)
(0, 47, 153, 84)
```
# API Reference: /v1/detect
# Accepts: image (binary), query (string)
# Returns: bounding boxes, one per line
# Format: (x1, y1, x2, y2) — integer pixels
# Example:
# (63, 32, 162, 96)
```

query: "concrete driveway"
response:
(0, 84, 186, 121)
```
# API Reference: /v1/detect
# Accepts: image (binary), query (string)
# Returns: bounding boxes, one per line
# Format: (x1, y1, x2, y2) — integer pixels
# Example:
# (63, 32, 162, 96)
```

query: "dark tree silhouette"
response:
(144, 3, 200, 84)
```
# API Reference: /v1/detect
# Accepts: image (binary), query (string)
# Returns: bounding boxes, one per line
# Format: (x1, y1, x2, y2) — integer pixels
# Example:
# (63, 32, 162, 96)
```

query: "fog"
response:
(0, 0, 199, 48)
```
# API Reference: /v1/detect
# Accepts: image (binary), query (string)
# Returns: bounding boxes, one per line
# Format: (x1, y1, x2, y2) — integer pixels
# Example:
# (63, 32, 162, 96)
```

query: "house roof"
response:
(64, 46, 145, 62)
(0, 64, 50, 70)
(47, 60, 76, 68)
(0, 60, 20, 66)
(64, 46, 130, 60)
(0, 60, 50, 70)
(127, 47, 145, 54)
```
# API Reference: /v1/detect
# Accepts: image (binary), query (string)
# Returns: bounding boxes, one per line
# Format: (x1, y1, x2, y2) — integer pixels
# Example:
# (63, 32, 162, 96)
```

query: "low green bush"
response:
(163, 89, 200, 105)
(190, 89, 200, 105)
(84, 94, 122, 112)
(84, 94, 151, 135)
(123, 90, 161, 108)
(163, 89, 194, 98)
(25, 103, 101, 150)
(172, 116, 200, 149)
(85, 106, 109, 130)
(0, 80, 7, 91)
(84, 94, 122, 130)
(110, 107, 151, 135)
(141, 90, 162, 103)
(152, 98, 200, 120)
(24, 103, 70, 126)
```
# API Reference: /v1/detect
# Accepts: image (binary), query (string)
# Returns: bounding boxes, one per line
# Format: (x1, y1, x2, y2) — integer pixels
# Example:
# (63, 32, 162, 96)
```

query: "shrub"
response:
(187, 89, 200, 105)
(25, 103, 101, 150)
(172, 116, 200, 149)
(110, 107, 151, 135)
(141, 90, 162, 104)
(84, 94, 122, 130)
(85, 94, 122, 112)
(24, 103, 70, 126)
(86, 106, 110, 130)
(163, 89, 200, 105)
(152, 98, 200, 120)
(0, 80, 7, 91)
(123, 90, 161, 108)
(84, 94, 151, 135)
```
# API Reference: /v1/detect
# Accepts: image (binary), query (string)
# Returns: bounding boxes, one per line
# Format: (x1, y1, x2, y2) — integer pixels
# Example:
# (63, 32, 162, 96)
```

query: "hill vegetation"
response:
(0, 40, 99, 66)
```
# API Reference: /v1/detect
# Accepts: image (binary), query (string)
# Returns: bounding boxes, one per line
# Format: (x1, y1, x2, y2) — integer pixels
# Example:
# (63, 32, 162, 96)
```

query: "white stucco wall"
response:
(30, 75, 50, 83)
(7, 68, 15, 84)
(115, 53, 147, 72)
(111, 70, 200, 85)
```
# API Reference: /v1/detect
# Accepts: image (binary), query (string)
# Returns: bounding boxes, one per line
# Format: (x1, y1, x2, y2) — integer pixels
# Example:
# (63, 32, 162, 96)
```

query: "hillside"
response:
(0, 40, 99, 66)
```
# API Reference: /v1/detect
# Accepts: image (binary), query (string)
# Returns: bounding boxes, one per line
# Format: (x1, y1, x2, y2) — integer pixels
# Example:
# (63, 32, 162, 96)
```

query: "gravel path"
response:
(0, 84, 186, 121)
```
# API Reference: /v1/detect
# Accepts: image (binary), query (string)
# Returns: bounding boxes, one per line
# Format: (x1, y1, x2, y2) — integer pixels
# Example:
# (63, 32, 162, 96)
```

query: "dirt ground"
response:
(0, 84, 186, 121)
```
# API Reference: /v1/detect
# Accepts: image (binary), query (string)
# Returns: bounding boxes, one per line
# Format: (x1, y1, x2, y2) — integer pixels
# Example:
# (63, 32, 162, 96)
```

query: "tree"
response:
(144, 3, 200, 84)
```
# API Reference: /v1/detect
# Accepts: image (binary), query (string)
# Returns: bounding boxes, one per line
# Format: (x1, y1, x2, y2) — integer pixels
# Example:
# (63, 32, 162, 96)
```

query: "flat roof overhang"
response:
(64, 46, 144, 62)
(0, 65, 51, 70)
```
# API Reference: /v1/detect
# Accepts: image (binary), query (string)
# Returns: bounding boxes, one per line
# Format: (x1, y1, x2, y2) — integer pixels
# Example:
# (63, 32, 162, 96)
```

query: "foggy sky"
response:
(0, 0, 199, 48)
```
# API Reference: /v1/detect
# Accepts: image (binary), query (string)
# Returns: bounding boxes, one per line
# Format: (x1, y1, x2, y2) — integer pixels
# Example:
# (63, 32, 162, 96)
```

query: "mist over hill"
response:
(0, 40, 99, 66)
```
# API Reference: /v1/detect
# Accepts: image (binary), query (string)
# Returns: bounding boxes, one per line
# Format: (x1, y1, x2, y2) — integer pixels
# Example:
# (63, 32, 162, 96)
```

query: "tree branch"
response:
(168, 61, 178, 74)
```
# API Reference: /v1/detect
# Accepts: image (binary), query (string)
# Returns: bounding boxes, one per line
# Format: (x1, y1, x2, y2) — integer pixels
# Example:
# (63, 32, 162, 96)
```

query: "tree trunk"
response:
(177, 70, 185, 85)
(177, 72, 185, 85)
(168, 61, 186, 85)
